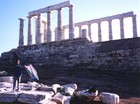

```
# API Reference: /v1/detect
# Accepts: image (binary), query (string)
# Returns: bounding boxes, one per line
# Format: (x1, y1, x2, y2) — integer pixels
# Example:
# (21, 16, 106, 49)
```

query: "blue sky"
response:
(0, 0, 139, 56)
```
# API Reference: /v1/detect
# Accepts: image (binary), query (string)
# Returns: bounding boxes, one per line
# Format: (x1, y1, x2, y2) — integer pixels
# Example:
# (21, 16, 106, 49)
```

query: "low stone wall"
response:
(0, 37, 140, 73)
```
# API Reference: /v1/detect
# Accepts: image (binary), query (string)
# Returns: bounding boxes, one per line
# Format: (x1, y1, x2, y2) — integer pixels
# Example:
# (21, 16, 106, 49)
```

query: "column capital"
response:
(57, 7, 62, 11)
(108, 19, 112, 22)
(18, 18, 25, 21)
(69, 4, 73, 8)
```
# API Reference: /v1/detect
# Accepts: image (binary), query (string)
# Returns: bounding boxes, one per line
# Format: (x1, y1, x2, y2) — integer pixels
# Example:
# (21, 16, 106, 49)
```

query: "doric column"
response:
(108, 19, 113, 40)
(55, 27, 58, 41)
(98, 22, 102, 42)
(69, 5, 74, 39)
(47, 11, 52, 42)
(119, 17, 124, 39)
(42, 21, 47, 43)
(132, 15, 138, 38)
(57, 8, 62, 41)
(78, 26, 82, 38)
(62, 26, 65, 40)
(81, 29, 87, 38)
(88, 24, 91, 40)
(18, 18, 24, 47)
(36, 14, 41, 44)
(27, 16, 32, 45)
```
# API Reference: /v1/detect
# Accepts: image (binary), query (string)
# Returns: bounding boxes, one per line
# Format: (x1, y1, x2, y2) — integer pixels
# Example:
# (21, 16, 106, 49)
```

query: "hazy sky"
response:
(0, 0, 139, 55)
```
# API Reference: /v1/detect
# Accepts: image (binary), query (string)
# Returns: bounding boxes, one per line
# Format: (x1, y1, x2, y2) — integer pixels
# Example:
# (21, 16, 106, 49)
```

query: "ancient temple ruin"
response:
(18, 1, 138, 47)
(18, 1, 74, 47)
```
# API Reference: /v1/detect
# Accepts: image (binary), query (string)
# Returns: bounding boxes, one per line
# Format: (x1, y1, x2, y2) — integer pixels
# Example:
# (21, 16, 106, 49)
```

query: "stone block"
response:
(0, 91, 20, 103)
(0, 76, 13, 83)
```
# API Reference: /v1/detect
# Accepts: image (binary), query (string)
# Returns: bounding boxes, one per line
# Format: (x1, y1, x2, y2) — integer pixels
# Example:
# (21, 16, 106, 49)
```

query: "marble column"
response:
(69, 5, 74, 39)
(57, 8, 62, 41)
(27, 16, 32, 45)
(47, 11, 52, 42)
(43, 21, 47, 42)
(36, 14, 41, 44)
(132, 15, 138, 38)
(18, 18, 24, 47)
(62, 26, 65, 40)
(88, 24, 91, 40)
(55, 27, 58, 41)
(119, 17, 124, 39)
(81, 29, 87, 38)
(108, 19, 113, 40)
(78, 26, 82, 38)
(98, 22, 102, 42)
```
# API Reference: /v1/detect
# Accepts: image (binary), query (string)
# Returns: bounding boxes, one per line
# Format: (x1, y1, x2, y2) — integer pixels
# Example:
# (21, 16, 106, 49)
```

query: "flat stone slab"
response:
(0, 90, 54, 104)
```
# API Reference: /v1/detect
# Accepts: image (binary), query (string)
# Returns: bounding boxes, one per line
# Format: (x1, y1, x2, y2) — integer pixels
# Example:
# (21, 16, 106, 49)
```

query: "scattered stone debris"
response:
(0, 75, 120, 104)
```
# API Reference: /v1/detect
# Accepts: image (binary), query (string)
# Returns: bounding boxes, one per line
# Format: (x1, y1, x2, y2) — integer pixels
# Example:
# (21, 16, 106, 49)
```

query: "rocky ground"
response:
(1, 67, 140, 104)
(37, 68, 140, 104)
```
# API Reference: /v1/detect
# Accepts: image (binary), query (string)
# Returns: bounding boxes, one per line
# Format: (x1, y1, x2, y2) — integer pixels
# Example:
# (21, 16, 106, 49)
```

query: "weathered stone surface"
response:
(0, 71, 7, 76)
(0, 76, 13, 83)
(0, 91, 20, 103)
(18, 91, 53, 104)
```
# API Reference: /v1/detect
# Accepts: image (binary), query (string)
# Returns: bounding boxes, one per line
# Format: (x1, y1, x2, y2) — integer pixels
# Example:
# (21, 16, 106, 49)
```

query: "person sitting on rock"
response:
(13, 59, 25, 91)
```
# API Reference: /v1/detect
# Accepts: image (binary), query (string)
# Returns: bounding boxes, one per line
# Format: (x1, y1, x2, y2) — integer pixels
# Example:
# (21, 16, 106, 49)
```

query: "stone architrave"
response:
(57, 8, 62, 41)
(132, 15, 138, 38)
(119, 17, 124, 39)
(47, 11, 52, 42)
(27, 16, 32, 45)
(98, 22, 102, 42)
(108, 19, 113, 40)
(18, 18, 25, 47)
(69, 5, 74, 39)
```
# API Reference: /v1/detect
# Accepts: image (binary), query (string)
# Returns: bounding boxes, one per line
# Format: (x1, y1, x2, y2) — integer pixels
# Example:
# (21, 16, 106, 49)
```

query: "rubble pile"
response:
(0, 72, 120, 104)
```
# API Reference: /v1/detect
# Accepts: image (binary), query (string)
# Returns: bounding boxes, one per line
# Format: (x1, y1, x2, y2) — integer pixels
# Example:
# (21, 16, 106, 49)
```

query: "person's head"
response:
(16, 59, 20, 65)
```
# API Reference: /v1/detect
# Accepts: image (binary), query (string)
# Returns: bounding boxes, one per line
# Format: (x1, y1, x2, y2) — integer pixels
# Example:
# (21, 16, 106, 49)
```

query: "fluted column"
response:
(36, 14, 41, 44)
(55, 27, 58, 41)
(18, 18, 24, 47)
(47, 11, 52, 42)
(62, 26, 65, 40)
(43, 21, 47, 42)
(119, 17, 124, 39)
(108, 19, 113, 40)
(69, 5, 74, 39)
(78, 26, 82, 38)
(132, 15, 138, 38)
(57, 8, 62, 41)
(88, 24, 91, 40)
(98, 22, 102, 42)
(27, 16, 32, 45)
